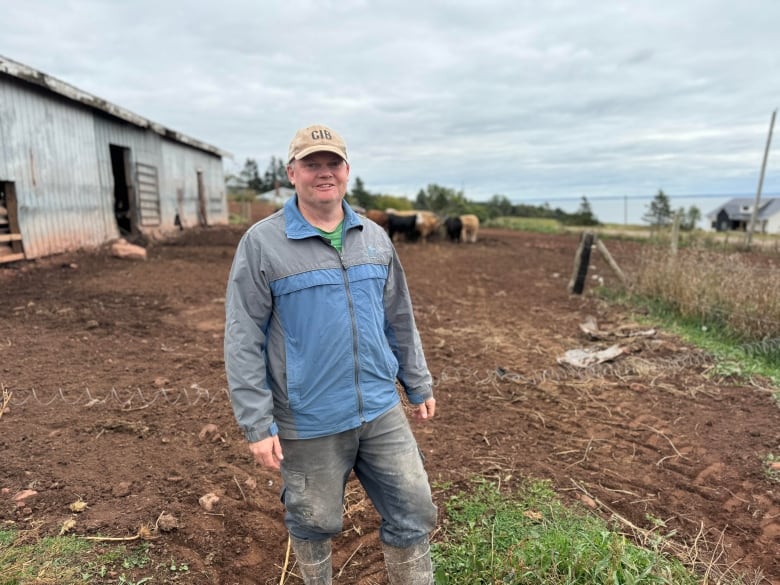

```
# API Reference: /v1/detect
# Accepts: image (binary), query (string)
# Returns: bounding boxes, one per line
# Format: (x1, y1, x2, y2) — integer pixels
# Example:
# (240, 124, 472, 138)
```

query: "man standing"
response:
(224, 124, 437, 584)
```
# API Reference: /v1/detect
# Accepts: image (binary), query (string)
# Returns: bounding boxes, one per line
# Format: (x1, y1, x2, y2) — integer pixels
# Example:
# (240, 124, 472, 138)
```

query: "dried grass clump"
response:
(632, 246, 780, 342)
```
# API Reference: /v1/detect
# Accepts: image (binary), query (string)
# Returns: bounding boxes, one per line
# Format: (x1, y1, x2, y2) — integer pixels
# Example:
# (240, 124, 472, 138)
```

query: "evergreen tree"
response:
(349, 177, 374, 209)
(261, 156, 292, 192)
(572, 196, 599, 225)
(239, 158, 262, 193)
(642, 190, 673, 227)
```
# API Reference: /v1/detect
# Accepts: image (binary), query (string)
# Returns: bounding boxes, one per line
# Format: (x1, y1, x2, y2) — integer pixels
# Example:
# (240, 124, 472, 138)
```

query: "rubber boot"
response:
(291, 536, 332, 585)
(382, 540, 434, 585)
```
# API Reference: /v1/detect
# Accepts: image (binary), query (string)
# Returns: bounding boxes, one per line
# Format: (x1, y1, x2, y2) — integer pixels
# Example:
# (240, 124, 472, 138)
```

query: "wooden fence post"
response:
(568, 231, 594, 294)
(595, 238, 628, 288)
(670, 210, 682, 256)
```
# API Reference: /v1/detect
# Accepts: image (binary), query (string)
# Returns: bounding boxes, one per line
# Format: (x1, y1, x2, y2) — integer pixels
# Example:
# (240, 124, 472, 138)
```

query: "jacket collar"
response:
(284, 195, 364, 240)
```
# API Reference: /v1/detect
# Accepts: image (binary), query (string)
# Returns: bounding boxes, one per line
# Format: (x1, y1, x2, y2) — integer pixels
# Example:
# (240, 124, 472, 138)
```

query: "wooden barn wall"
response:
(0, 79, 116, 259)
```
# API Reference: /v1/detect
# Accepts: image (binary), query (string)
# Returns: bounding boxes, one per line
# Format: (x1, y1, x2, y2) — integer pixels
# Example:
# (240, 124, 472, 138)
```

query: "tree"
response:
(642, 190, 673, 227)
(260, 156, 292, 192)
(349, 177, 374, 209)
(415, 184, 468, 215)
(239, 158, 262, 193)
(683, 206, 701, 231)
(569, 196, 599, 226)
(485, 195, 514, 219)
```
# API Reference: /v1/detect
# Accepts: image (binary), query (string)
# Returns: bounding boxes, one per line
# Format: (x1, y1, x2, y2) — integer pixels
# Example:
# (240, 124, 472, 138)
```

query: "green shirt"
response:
(316, 220, 344, 253)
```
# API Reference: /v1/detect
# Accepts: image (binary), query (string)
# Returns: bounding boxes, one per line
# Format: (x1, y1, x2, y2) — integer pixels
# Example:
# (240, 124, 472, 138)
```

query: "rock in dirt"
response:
(198, 423, 223, 442)
(111, 239, 147, 261)
(112, 481, 132, 497)
(199, 492, 220, 512)
(156, 511, 179, 531)
(13, 489, 37, 507)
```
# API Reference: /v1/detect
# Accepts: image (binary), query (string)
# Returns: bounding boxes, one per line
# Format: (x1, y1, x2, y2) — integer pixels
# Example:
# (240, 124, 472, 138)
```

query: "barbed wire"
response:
(7, 385, 228, 409)
(434, 348, 715, 390)
(739, 336, 780, 357)
(5, 336, 776, 410)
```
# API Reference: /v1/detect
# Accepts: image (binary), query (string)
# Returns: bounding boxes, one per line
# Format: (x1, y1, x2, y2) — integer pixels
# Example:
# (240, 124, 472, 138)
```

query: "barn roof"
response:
(0, 54, 230, 159)
(706, 197, 780, 221)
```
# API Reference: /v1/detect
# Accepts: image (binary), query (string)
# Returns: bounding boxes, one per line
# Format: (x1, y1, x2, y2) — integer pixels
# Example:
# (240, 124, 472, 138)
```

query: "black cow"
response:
(444, 216, 462, 242)
(387, 213, 420, 242)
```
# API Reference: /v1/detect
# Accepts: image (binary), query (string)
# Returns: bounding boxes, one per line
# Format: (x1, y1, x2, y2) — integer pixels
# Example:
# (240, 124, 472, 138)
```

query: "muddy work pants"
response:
(280, 403, 437, 548)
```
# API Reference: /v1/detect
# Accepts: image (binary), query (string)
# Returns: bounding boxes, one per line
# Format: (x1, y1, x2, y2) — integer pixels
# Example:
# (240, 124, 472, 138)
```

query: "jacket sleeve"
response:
(224, 231, 277, 442)
(383, 247, 433, 404)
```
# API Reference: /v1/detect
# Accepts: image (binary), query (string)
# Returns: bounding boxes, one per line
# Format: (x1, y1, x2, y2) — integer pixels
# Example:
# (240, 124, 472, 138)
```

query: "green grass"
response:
(2, 476, 763, 585)
(764, 453, 780, 483)
(433, 479, 755, 584)
(485, 216, 564, 234)
(0, 528, 155, 585)
(618, 294, 780, 386)
(0, 529, 94, 584)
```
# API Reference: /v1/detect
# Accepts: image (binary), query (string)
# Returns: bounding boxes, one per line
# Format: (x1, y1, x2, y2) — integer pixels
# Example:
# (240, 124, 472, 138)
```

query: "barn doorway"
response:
(109, 144, 135, 235)
(0, 181, 25, 264)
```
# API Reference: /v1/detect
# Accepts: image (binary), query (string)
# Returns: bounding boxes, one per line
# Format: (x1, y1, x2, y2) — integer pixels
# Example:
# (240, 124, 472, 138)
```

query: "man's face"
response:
(287, 152, 350, 209)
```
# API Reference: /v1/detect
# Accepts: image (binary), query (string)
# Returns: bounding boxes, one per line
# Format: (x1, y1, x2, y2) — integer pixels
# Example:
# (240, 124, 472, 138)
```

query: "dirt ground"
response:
(1, 215, 779, 584)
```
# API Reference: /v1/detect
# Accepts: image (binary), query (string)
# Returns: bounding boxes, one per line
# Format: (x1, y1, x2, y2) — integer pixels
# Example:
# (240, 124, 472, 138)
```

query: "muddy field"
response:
(1, 220, 779, 584)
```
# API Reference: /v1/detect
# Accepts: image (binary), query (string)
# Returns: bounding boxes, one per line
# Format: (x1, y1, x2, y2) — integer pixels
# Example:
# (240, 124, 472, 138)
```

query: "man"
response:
(224, 124, 437, 584)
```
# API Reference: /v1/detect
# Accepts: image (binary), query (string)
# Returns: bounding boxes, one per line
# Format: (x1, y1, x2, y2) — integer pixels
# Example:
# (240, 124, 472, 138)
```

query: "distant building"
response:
(0, 55, 230, 264)
(257, 186, 296, 208)
(707, 198, 780, 233)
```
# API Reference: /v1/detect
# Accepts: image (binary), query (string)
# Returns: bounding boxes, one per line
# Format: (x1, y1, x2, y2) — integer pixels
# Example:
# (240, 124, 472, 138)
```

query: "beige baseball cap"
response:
(288, 124, 348, 163)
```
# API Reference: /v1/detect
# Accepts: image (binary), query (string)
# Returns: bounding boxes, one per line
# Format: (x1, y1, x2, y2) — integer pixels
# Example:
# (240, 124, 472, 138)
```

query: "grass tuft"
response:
(433, 478, 759, 584)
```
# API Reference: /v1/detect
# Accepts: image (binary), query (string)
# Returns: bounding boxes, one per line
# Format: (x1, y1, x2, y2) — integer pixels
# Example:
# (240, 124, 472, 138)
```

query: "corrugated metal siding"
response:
(94, 118, 227, 231)
(0, 81, 116, 258)
(160, 141, 226, 228)
(93, 115, 163, 231)
(0, 75, 227, 259)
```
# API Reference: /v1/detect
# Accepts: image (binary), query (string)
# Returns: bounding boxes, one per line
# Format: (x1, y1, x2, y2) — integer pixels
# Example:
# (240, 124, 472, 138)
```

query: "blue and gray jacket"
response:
(224, 196, 433, 441)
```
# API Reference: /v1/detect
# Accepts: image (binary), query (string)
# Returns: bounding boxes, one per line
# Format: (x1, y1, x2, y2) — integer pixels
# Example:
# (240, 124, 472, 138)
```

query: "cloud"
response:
(1, 0, 779, 224)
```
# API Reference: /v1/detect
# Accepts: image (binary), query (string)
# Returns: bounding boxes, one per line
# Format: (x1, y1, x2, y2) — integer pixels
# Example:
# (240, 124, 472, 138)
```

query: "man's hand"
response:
(248, 435, 284, 470)
(411, 397, 436, 422)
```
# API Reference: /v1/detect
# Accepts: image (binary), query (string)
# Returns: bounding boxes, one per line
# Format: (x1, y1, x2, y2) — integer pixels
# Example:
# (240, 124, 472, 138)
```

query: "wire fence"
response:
(2, 354, 716, 410)
(5, 384, 228, 409)
(4, 333, 777, 411)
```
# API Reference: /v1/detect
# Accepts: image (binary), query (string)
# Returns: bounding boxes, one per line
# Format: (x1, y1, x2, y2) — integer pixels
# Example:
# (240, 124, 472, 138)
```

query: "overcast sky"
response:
(2, 0, 779, 224)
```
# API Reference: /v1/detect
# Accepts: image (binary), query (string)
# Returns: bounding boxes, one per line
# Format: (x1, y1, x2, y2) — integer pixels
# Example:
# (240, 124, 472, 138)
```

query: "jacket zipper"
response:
(319, 232, 366, 423)
(338, 244, 366, 424)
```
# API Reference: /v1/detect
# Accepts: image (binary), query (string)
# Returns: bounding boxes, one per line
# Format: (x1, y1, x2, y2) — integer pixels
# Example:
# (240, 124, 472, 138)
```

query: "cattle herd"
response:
(364, 209, 479, 244)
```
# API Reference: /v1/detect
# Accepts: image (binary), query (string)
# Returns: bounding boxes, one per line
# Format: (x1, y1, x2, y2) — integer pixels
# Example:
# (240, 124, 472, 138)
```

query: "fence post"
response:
(670, 210, 682, 255)
(595, 238, 628, 288)
(568, 231, 594, 294)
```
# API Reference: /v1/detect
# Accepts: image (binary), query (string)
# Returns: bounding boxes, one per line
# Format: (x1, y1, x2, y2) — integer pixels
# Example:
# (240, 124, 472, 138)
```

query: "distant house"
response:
(707, 198, 780, 233)
(257, 186, 296, 208)
(0, 54, 230, 264)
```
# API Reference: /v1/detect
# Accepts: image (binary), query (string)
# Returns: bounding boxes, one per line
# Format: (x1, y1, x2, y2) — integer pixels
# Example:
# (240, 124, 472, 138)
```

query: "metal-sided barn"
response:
(0, 55, 229, 264)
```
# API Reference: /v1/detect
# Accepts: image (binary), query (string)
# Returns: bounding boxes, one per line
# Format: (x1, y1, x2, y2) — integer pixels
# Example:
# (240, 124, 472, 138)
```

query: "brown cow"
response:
(365, 209, 389, 230)
(459, 214, 479, 243)
(415, 211, 440, 243)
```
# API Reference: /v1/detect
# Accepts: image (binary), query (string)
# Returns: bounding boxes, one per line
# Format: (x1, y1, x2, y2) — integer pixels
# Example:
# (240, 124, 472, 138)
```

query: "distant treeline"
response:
(229, 157, 600, 226)
(347, 177, 600, 226)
